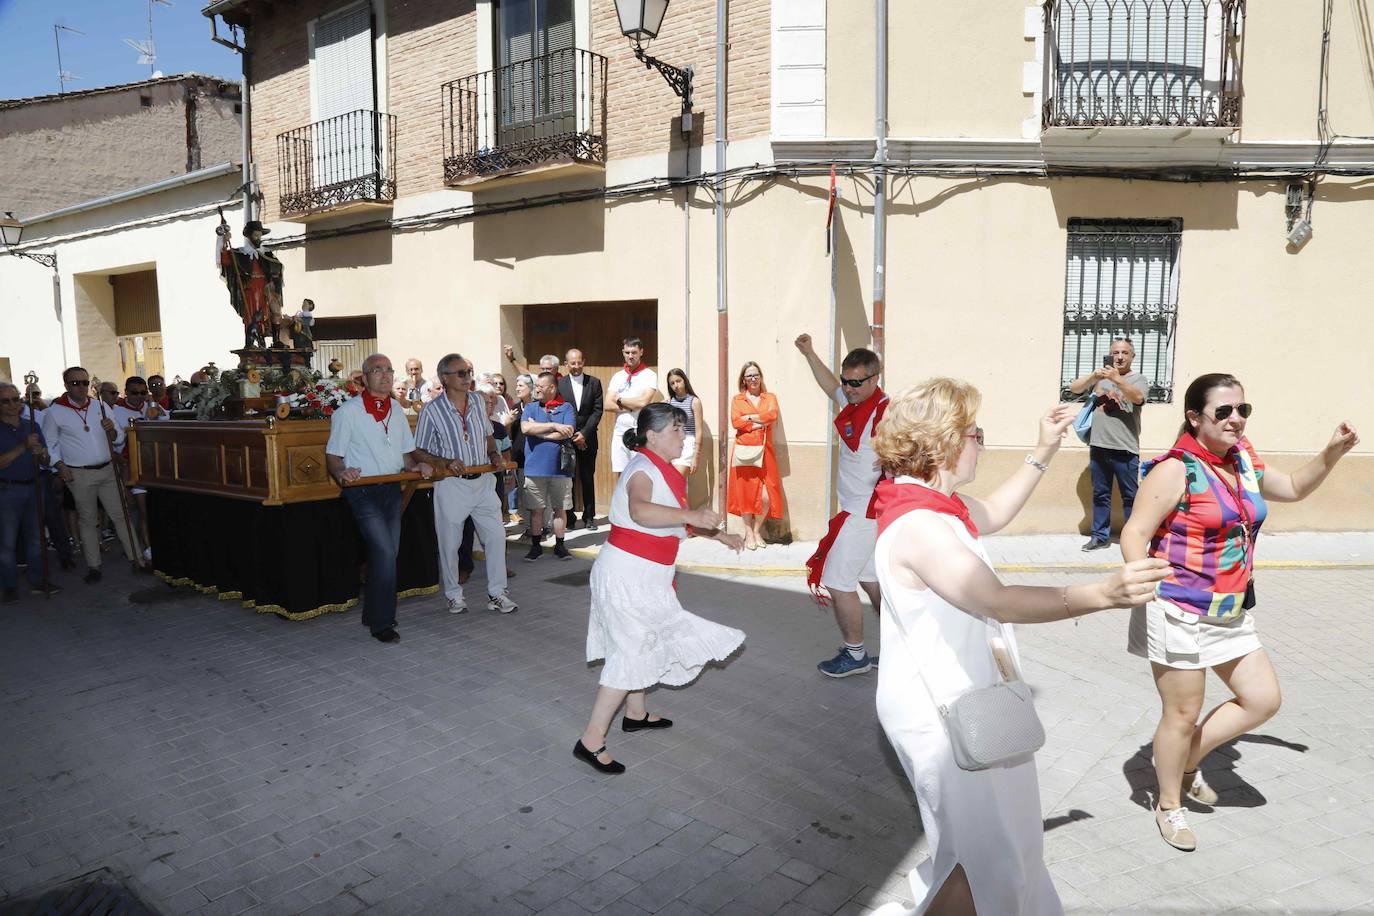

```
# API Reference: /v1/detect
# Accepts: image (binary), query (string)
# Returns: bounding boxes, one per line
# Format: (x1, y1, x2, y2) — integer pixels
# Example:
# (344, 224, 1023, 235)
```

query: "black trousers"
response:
(576, 444, 598, 523)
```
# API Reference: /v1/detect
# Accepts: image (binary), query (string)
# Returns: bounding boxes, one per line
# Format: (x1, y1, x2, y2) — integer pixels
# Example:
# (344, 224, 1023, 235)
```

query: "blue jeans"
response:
(342, 483, 402, 634)
(0, 482, 43, 589)
(1089, 446, 1140, 541)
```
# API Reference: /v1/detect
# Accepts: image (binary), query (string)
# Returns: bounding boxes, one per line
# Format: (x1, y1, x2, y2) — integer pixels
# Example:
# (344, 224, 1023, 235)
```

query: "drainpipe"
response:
(714, 0, 729, 515)
(241, 55, 255, 223)
(871, 0, 888, 368)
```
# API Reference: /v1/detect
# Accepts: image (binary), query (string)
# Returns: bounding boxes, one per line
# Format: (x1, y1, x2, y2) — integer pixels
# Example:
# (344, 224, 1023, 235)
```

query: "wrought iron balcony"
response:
(276, 109, 397, 217)
(443, 47, 608, 186)
(1043, 0, 1245, 131)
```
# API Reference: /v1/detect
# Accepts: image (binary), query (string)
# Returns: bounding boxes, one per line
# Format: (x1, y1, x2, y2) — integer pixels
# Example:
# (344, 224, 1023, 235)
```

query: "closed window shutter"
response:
(312, 3, 375, 187)
(1061, 219, 1181, 403)
(497, 0, 576, 143)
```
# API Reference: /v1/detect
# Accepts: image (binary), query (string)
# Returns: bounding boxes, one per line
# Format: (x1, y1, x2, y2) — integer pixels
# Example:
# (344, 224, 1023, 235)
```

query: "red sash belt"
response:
(608, 525, 680, 566)
(805, 511, 850, 606)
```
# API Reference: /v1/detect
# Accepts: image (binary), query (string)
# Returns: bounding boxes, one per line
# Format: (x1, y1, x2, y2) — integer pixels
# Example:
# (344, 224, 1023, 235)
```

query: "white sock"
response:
(844, 642, 866, 661)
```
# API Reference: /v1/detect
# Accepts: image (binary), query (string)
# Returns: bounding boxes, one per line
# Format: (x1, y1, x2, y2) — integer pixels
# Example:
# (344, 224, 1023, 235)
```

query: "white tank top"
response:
(833, 387, 884, 515)
(610, 451, 687, 540)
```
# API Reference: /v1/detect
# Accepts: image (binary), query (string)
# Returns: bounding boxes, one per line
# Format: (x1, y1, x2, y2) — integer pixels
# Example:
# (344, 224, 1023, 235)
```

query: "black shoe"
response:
(584, 519, 598, 532)
(540, 526, 551, 540)
(573, 739, 625, 774)
(622, 714, 673, 733)
(524, 543, 543, 562)
(83, 568, 102, 584)
(372, 628, 400, 644)
(29, 583, 61, 597)
(1081, 538, 1110, 552)
(58, 557, 75, 571)
(0, 587, 17, 605)
(554, 542, 572, 561)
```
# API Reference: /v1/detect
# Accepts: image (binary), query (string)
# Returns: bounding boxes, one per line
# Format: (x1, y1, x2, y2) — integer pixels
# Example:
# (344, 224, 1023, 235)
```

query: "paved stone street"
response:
(3, 544, 1374, 915)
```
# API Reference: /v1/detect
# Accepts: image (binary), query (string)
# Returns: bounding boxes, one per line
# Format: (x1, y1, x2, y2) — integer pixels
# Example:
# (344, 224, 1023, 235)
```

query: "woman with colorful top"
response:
(727, 361, 784, 550)
(1123, 373, 1359, 852)
(575, 403, 746, 774)
(868, 379, 1168, 916)
(665, 368, 705, 476)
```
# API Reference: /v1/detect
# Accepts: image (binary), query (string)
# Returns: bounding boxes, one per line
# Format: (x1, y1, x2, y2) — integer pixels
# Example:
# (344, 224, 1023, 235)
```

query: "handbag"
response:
(559, 440, 577, 474)
(1072, 395, 1095, 444)
(732, 438, 765, 468)
(891, 611, 1046, 771)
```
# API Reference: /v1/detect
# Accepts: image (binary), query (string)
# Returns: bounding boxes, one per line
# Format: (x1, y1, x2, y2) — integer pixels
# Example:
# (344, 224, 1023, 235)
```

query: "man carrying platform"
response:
(795, 334, 888, 678)
(326, 354, 434, 644)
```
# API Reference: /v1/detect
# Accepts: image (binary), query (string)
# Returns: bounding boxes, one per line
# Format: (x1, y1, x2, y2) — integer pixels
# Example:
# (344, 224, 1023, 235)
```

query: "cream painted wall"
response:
(1, 177, 245, 390)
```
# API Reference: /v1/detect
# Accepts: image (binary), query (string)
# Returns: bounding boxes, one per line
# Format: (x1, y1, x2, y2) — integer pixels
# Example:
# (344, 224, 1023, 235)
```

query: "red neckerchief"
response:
(623, 362, 648, 377)
(1172, 431, 1238, 467)
(361, 393, 390, 424)
(54, 393, 93, 427)
(156, 395, 170, 408)
(871, 477, 979, 539)
(635, 447, 687, 508)
(835, 388, 887, 451)
(543, 394, 566, 411)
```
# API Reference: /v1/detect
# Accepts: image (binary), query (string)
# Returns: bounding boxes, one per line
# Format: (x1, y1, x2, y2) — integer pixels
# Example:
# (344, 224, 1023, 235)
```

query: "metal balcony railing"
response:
(1043, 0, 1245, 130)
(276, 109, 397, 216)
(442, 47, 608, 184)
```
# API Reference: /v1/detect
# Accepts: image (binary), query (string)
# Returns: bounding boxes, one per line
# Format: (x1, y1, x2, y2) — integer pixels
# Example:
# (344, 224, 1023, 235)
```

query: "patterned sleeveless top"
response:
(667, 393, 696, 436)
(1140, 436, 1268, 620)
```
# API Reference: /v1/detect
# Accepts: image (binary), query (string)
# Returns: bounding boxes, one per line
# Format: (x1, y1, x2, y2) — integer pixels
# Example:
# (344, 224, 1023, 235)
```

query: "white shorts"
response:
(819, 513, 878, 592)
(1128, 599, 1262, 670)
(673, 435, 697, 467)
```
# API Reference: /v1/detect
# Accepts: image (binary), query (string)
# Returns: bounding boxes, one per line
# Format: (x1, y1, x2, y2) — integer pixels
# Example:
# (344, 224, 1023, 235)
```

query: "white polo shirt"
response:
(41, 397, 115, 468)
(325, 395, 415, 478)
(112, 401, 169, 451)
(609, 366, 659, 443)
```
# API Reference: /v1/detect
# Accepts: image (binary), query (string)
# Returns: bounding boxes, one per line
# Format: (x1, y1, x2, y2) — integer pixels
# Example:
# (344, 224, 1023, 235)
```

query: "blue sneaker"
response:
(817, 647, 874, 678)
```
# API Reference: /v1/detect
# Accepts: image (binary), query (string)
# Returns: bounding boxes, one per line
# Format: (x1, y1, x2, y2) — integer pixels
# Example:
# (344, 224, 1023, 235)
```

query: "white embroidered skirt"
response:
(586, 543, 746, 690)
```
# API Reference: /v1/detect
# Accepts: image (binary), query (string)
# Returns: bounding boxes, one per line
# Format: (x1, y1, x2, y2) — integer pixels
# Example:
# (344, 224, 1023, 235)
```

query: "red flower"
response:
(323, 405, 334, 416)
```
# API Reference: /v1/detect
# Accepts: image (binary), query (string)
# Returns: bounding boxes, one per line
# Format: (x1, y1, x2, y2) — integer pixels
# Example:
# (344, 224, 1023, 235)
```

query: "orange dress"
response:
(727, 392, 784, 519)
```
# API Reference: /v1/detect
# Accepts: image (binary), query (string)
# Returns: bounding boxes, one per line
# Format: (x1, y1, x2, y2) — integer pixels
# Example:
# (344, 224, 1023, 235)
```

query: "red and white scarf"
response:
(606, 448, 689, 567)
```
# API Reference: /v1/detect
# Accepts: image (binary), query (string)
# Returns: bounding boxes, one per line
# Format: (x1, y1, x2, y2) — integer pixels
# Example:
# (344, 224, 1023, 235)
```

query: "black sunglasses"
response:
(441, 368, 472, 378)
(1208, 403, 1253, 422)
(840, 372, 878, 389)
(67, 379, 91, 387)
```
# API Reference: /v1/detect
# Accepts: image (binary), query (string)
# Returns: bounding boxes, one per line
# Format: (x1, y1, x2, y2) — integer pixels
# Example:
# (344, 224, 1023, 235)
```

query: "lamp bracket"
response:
(11, 250, 57, 270)
(633, 44, 694, 112)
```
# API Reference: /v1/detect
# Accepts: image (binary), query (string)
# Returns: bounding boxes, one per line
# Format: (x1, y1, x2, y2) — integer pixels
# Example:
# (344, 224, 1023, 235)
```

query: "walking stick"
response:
(97, 399, 145, 573)
(22, 371, 51, 599)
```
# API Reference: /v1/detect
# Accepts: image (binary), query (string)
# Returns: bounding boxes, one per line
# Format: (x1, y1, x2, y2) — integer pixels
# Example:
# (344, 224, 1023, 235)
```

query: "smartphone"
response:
(1102, 355, 1113, 368)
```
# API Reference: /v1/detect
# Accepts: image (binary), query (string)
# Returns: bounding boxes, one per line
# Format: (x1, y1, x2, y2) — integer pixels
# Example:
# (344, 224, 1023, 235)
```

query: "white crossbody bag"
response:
(889, 611, 1046, 771)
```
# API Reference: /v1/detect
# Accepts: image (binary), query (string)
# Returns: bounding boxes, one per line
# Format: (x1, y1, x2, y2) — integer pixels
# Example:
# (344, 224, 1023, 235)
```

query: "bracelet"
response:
(1025, 454, 1050, 473)
(1062, 587, 1071, 619)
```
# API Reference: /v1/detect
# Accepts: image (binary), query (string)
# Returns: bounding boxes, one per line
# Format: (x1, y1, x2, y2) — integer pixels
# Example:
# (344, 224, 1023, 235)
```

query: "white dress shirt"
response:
(568, 373, 585, 410)
(41, 397, 115, 468)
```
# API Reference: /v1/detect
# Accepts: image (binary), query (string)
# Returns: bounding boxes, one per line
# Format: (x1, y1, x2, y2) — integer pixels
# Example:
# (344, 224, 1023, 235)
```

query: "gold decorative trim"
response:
(152, 569, 439, 621)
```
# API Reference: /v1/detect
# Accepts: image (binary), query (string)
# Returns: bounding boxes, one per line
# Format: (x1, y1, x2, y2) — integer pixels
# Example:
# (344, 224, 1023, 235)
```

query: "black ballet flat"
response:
(573, 739, 626, 774)
(622, 714, 673, 733)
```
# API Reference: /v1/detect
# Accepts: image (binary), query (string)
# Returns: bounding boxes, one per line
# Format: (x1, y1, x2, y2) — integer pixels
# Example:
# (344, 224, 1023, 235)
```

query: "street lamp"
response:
(613, 0, 694, 135)
(0, 212, 57, 269)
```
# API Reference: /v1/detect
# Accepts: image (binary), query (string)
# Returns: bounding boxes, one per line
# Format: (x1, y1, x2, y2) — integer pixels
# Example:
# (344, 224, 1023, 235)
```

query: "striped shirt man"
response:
(415, 390, 491, 467)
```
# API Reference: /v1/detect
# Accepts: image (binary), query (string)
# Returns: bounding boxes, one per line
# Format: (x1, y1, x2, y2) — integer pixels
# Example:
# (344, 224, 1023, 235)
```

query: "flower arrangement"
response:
(285, 377, 360, 418)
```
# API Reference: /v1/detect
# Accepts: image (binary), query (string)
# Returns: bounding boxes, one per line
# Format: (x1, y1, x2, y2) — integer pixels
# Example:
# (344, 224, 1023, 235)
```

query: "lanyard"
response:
(1207, 459, 1254, 563)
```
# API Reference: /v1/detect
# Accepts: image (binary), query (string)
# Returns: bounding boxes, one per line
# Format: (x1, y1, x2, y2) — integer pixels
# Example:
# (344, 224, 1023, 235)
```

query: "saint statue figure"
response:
(217, 215, 286, 350)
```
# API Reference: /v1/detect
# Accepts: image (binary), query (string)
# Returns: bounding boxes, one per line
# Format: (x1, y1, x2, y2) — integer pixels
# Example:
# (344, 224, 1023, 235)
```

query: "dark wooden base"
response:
(233, 347, 315, 370)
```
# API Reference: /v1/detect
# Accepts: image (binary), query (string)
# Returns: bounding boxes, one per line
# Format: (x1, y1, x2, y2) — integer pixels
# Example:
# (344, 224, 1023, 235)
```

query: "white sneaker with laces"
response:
(447, 597, 467, 614)
(1155, 805, 1197, 851)
(488, 591, 518, 614)
(1184, 769, 1218, 806)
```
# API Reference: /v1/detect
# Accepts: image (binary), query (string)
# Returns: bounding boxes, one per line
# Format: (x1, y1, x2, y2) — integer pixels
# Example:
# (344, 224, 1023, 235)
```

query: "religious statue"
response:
(217, 212, 286, 350)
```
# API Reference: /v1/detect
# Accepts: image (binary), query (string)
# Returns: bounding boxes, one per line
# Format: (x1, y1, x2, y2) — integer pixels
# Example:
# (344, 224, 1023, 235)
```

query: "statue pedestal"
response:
(234, 347, 315, 371)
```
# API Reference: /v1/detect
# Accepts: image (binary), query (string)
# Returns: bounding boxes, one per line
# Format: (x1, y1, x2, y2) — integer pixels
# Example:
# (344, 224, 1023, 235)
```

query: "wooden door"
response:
(523, 301, 657, 517)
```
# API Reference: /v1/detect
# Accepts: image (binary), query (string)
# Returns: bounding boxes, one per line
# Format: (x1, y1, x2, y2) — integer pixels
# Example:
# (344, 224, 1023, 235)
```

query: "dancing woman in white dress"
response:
(575, 403, 746, 774)
(868, 379, 1168, 915)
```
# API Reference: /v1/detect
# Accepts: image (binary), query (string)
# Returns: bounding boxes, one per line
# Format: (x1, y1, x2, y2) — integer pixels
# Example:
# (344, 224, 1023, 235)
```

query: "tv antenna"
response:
(124, 0, 173, 77)
(54, 24, 84, 94)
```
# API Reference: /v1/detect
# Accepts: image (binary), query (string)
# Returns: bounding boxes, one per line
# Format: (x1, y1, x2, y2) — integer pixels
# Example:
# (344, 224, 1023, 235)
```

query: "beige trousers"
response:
(68, 464, 136, 569)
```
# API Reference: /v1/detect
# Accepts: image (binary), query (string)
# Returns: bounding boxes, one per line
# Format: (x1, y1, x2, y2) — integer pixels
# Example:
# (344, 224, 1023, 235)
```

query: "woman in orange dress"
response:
(728, 361, 784, 549)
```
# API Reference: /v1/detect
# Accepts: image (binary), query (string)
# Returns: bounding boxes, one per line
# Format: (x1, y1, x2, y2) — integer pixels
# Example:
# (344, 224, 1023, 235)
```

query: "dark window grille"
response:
(276, 109, 397, 216)
(442, 47, 607, 183)
(1043, 0, 1245, 129)
(1060, 218, 1181, 403)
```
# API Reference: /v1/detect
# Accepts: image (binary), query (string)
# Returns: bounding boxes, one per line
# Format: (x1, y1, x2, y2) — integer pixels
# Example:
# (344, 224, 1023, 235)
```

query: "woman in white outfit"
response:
(868, 379, 1168, 915)
(575, 402, 746, 774)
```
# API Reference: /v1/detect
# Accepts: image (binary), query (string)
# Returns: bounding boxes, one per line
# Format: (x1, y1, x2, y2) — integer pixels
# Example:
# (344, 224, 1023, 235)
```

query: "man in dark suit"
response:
(557, 349, 604, 530)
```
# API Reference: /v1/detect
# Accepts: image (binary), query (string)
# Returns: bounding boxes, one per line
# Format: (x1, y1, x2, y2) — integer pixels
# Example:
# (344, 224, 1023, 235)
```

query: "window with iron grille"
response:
(1060, 218, 1181, 403)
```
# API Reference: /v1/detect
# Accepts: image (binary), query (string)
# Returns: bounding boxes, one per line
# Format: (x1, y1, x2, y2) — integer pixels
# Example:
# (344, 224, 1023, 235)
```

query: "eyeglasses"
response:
(0, 397, 21, 405)
(367, 367, 395, 375)
(1208, 403, 1253, 422)
(743, 374, 761, 380)
(840, 372, 878, 388)
(441, 368, 472, 378)
(67, 380, 91, 387)
(965, 427, 985, 447)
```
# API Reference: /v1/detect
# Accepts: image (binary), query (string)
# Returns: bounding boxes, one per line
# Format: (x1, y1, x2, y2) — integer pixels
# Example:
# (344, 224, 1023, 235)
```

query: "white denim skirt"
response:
(1128, 599, 1262, 670)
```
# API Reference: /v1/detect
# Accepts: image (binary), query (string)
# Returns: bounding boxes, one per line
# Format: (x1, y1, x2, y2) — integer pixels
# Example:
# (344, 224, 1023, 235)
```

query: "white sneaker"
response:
(1184, 769, 1218, 806)
(487, 591, 518, 614)
(1155, 805, 1197, 851)
(142, 547, 152, 562)
(447, 597, 467, 614)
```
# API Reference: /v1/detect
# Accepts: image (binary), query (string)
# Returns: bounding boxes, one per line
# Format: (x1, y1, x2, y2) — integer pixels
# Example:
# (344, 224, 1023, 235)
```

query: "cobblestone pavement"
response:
(3, 549, 1374, 915)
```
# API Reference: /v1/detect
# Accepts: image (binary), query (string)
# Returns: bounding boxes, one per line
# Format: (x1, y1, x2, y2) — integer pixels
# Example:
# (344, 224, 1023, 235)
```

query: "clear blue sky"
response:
(0, 0, 240, 101)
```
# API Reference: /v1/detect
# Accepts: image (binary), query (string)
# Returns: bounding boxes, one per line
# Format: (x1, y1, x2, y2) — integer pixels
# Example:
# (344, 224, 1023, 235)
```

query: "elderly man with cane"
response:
(1, 381, 61, 603)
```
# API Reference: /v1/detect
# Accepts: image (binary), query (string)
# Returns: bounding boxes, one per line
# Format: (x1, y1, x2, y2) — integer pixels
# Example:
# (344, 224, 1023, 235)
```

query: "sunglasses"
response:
(966, 427, 985, 447)
(1206, 403, 1253, 422)
(67, 380, 91, 387)
(840, 373, 878, 388)
(441, 368, 472, 378)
